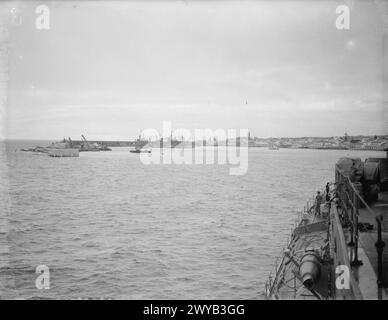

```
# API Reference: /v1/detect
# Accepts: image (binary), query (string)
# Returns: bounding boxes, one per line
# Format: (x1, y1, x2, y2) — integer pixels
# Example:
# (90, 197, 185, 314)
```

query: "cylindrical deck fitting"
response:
(299, 251, 321, 289)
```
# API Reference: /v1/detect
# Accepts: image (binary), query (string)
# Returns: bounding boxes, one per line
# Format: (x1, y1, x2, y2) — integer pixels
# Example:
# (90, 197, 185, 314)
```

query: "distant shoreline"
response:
(3, 136, 388, 152)
(4, 141, 387, 152)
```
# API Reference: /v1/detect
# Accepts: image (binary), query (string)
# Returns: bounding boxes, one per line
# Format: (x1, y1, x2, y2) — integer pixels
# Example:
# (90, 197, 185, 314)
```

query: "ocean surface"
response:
(0, 140, 385, 299)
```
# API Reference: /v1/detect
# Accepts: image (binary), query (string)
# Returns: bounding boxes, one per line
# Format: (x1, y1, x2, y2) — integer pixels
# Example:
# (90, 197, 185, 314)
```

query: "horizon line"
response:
(2, 133, 388, 142)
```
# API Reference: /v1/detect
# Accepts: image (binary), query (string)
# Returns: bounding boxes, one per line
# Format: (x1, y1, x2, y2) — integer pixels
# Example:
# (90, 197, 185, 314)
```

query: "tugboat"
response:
(130, 146, 151, 154)
(130, 135, 152, 153)
(265, 151, 388, 299)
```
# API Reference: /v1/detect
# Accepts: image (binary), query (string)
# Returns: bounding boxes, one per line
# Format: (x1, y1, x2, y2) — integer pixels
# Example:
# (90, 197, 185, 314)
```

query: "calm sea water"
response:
(0, 140, 385, 299)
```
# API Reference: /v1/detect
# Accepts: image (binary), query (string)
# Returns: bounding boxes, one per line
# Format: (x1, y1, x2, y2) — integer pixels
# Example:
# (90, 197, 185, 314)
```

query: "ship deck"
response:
(357, 190, 388, 296)
(266, 214, 329, 300)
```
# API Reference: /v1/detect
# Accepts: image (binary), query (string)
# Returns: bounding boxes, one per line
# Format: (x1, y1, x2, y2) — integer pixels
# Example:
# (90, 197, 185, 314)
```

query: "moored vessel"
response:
(130, 135, 152, 153)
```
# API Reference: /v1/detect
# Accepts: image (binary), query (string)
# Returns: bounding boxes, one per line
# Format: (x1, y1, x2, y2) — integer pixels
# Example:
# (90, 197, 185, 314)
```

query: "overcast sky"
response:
(1, 0, 388, 140)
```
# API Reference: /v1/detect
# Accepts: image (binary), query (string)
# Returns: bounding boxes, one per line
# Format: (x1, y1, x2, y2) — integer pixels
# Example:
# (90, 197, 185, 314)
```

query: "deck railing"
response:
(264, 210, 304, 298)
(264, 194, 323, 298)
(335, 166, 385, 289)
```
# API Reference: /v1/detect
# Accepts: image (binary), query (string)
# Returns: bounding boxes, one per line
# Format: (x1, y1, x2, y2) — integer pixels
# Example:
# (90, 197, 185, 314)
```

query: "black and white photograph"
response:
(0, 0, 388, 308)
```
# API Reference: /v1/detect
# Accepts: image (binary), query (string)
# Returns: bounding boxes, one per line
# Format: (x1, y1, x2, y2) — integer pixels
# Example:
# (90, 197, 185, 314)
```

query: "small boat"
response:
(130, 134, 152, 153)
(268, 145, 279, 150)
(130, 147, 151, 153)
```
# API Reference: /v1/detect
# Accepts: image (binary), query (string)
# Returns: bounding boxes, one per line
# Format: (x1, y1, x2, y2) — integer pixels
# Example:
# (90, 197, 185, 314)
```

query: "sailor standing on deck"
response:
(325, 182, 330, 202)
(315, 191, 323, 216)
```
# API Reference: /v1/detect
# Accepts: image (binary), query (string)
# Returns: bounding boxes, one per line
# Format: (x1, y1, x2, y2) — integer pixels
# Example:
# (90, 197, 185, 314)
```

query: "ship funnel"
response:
(299, 251, 321, 289)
